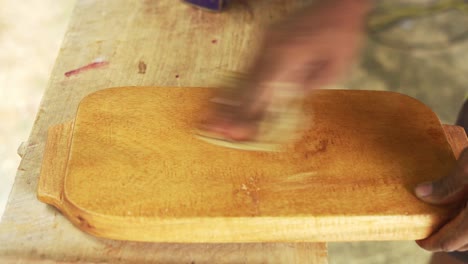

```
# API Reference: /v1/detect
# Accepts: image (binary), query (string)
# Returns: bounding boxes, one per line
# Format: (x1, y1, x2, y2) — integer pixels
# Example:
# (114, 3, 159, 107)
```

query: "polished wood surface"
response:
(38, 87, 464, 243)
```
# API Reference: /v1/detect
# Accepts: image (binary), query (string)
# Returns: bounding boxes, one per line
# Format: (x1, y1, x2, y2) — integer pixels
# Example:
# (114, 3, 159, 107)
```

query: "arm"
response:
(199, 0, 372, 140)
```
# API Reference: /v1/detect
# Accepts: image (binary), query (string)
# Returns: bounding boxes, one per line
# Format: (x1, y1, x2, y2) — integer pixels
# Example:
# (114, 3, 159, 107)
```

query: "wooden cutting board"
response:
(38, 87, 468, 243)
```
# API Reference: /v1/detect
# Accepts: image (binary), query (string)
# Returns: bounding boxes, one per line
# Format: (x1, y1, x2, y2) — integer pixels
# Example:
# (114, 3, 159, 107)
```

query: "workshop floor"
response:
(1, 1, 466, 263)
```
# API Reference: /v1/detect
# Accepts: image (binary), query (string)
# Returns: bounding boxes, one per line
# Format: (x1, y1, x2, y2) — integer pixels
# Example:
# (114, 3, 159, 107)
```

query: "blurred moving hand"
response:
(200, 0, 370, 141)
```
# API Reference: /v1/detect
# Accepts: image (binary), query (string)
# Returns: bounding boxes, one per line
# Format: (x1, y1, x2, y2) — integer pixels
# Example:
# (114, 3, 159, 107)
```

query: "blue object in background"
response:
(183, 0, 229, 11)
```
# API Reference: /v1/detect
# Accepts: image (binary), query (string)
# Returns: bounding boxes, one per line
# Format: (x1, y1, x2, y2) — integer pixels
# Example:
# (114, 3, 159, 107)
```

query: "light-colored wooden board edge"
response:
(54, 203, 447, 243)
(443, 124, 468, 159)
(37, 121, 74, 211)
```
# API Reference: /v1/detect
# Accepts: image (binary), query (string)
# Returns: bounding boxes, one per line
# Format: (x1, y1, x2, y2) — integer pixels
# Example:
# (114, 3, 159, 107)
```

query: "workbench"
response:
(0, 0, 329, 263)
(1, 1, 467, 263)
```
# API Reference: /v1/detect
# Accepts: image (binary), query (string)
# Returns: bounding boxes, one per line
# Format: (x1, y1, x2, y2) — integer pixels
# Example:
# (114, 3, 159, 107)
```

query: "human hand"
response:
(200, 0, 371, 141)
(415, 148, 468, 252)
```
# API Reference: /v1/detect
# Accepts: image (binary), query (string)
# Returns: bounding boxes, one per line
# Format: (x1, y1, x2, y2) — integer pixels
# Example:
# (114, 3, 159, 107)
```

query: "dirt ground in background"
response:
(1, 1, 466, 263)
(0, 1, 75, 213)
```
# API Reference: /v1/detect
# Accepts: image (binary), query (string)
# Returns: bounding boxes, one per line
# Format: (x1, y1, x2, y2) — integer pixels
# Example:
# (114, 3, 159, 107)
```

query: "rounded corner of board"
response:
(383, 91, 439, 116)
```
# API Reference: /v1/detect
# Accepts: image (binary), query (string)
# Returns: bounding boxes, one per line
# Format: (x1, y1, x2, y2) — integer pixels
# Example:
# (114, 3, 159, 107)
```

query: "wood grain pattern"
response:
(443, 124, 468, 158)
(1, 243, 327, 264)
(37, 87, 462, 243)
(0, 1, 328, 262)
(37, 122, 73, 209)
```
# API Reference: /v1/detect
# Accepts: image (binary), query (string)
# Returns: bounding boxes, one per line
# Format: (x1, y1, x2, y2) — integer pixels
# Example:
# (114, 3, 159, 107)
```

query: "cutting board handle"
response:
(37, 121, 74, 210)
(443, 125, 468, 159)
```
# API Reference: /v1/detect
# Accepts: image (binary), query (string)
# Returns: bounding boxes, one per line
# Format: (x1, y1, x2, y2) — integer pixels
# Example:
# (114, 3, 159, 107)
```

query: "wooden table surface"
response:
(0, 0, 330, 263)
(2, 1, 467, 263)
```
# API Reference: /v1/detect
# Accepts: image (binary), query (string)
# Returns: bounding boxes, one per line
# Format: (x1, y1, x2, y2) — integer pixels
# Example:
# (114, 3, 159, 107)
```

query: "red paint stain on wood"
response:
(64, 61, 109, 77)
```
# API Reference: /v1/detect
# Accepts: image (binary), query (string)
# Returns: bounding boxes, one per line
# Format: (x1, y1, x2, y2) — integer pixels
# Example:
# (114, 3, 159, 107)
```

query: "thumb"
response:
(414, 148, 468, 205)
